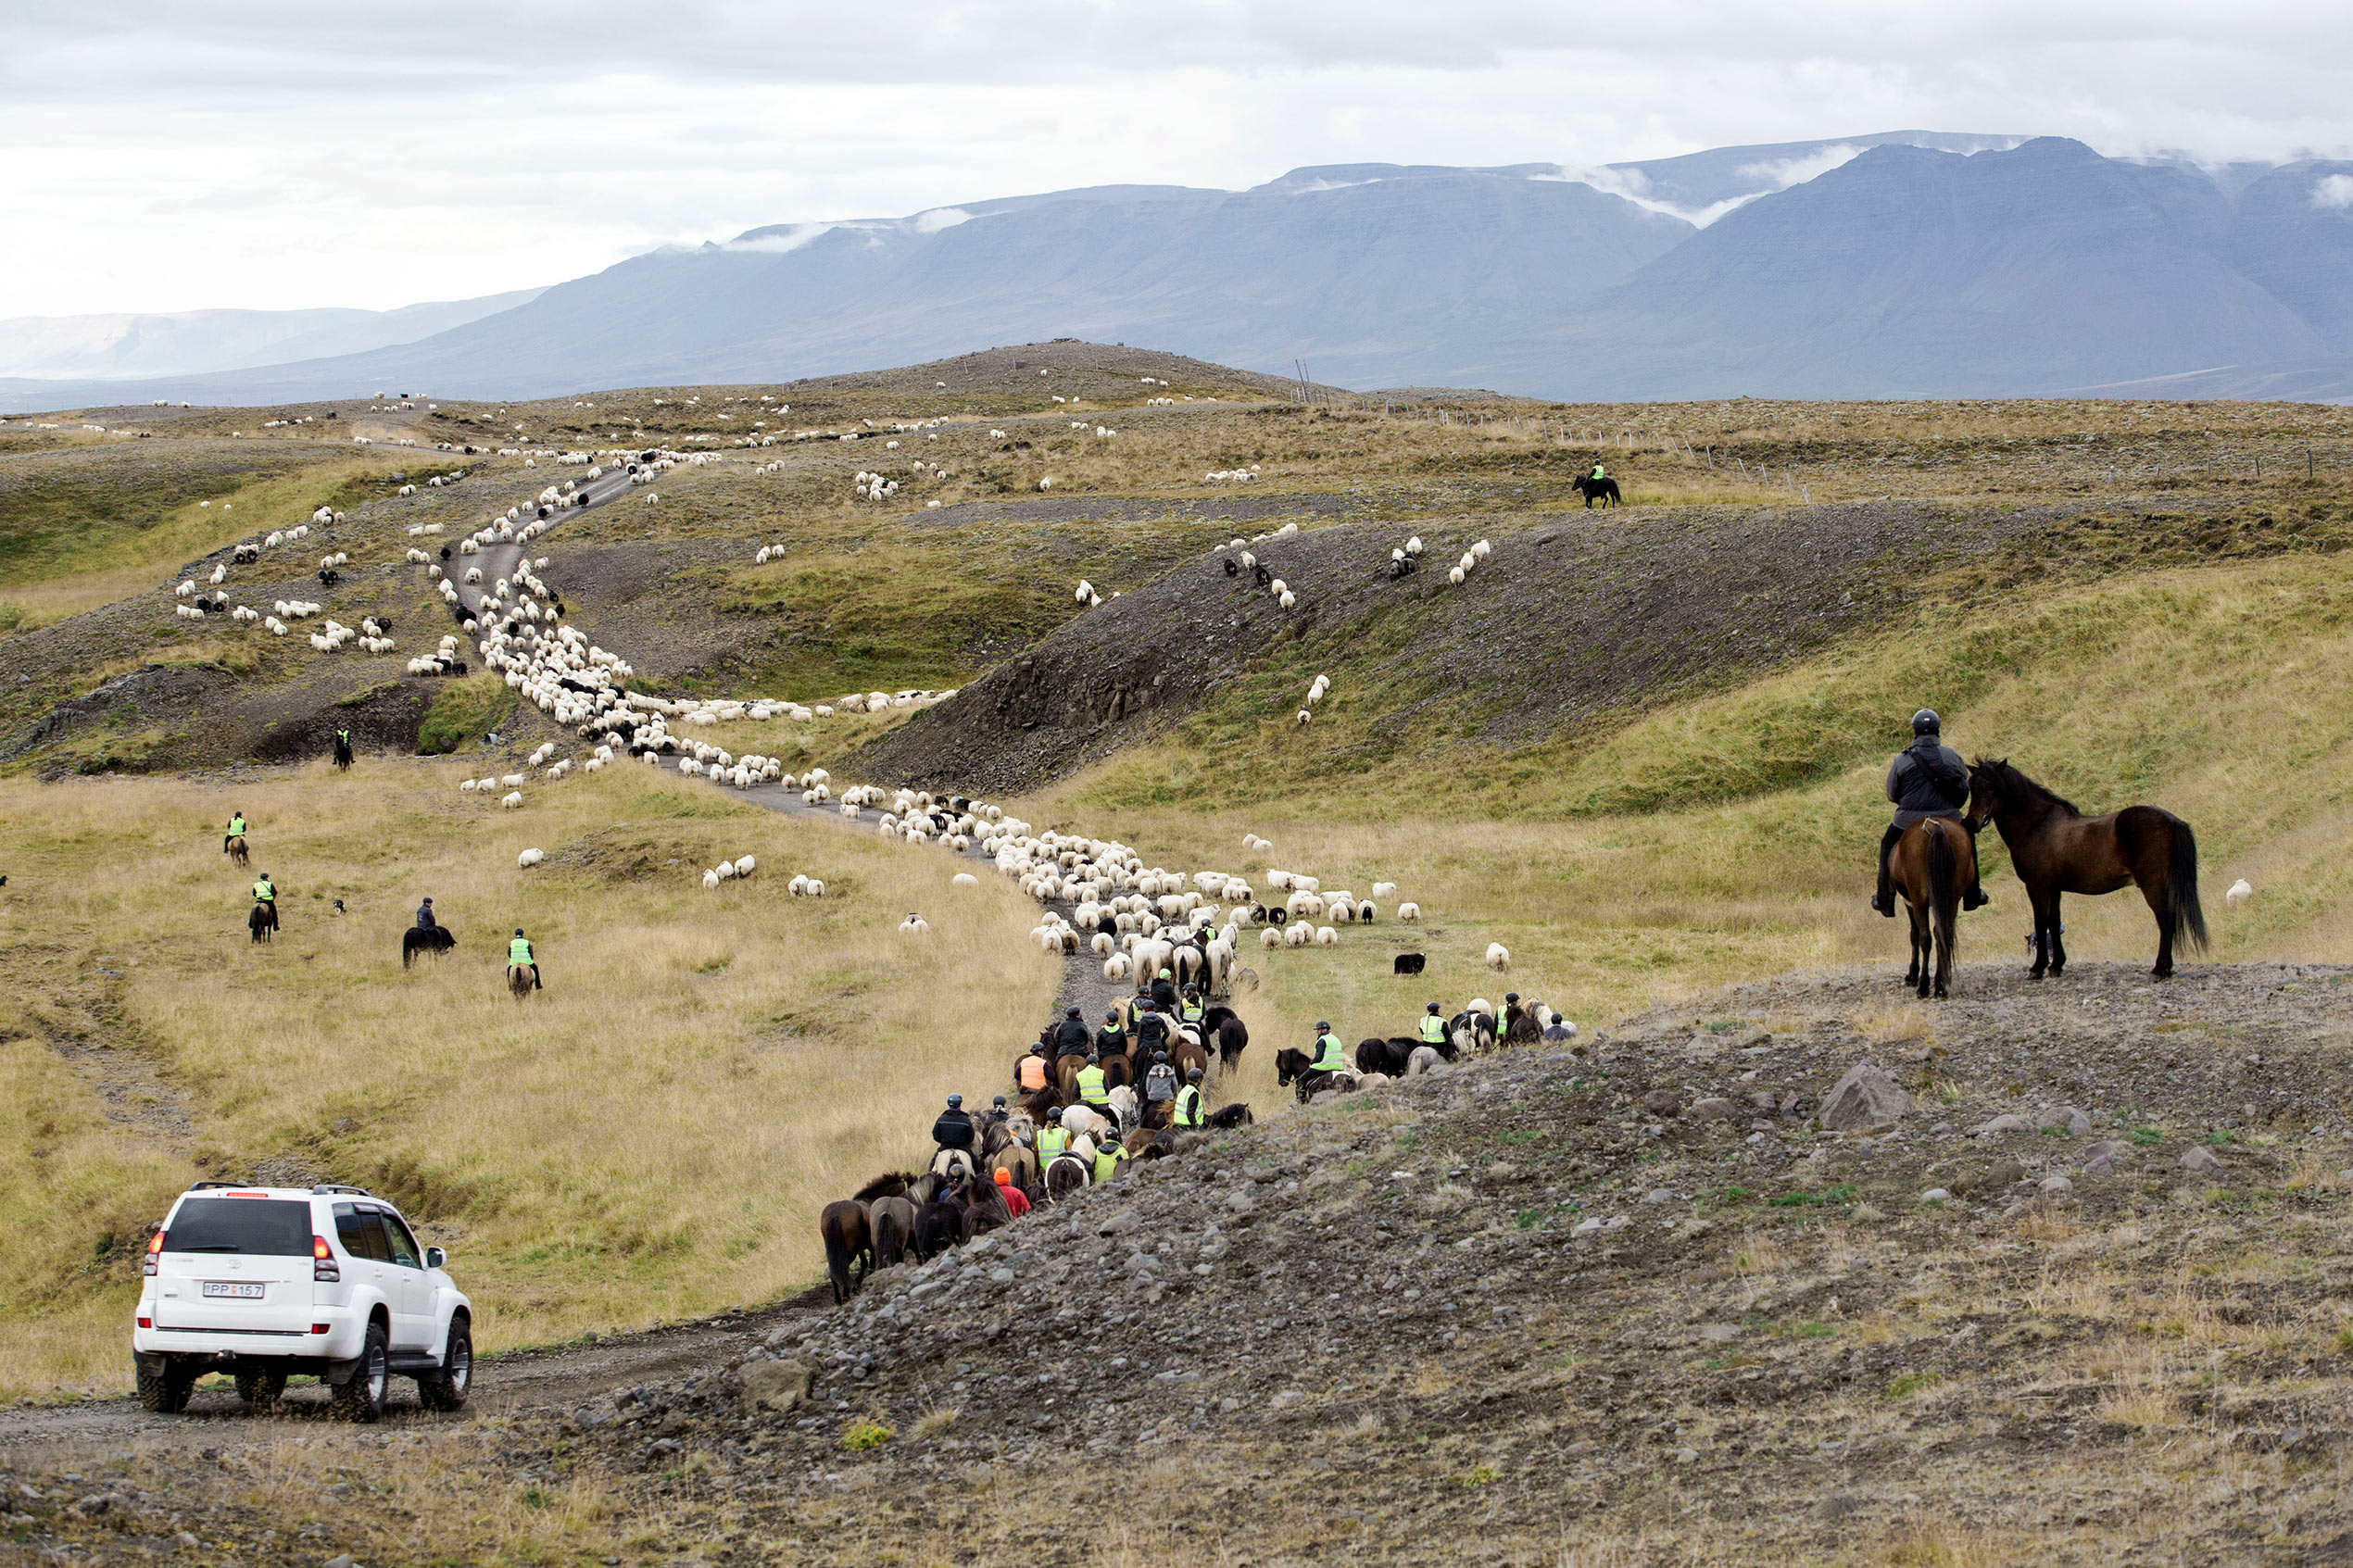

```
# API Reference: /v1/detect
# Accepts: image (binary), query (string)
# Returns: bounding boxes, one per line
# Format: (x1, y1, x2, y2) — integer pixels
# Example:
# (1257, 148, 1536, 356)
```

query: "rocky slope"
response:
(9, 960, 2353, 1562)
(851, 497, 2069, 796)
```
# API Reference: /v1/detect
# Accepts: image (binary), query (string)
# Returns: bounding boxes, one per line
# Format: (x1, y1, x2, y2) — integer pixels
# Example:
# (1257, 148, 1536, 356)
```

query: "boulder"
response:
(1969, 1113, 2031, 1137)
(1818, 1060, 1910, 1132)
(1689, 1097, 1740, 1121)
(738, 1360, 811, 1414)
(2180, 1145, 2224, 1173)
(1643, 1089, 1683, 1118)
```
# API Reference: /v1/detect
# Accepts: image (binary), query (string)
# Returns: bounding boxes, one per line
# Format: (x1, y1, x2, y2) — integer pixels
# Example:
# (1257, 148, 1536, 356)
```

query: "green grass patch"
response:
(415, 674, 517, 755)
(840, 1418, 893, 1451)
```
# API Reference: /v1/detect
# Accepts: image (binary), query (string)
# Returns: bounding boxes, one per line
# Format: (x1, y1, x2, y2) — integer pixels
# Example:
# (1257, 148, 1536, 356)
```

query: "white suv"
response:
(132, 1183, 472, 1423)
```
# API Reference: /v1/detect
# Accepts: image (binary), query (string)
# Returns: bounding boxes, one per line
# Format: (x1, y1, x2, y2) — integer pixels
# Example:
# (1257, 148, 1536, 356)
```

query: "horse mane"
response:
(1974, 757, 2083, 817)
(851, 1171, 916, 1203)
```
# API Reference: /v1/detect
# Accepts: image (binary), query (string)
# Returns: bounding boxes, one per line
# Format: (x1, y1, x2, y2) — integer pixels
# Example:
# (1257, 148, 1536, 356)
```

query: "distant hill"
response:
(0, 289, 546, 382)
(6, 134, 2353, 408)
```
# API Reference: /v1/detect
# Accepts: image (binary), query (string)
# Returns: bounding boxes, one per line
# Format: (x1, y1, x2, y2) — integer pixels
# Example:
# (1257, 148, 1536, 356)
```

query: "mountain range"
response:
(6, 132, 2351, 409)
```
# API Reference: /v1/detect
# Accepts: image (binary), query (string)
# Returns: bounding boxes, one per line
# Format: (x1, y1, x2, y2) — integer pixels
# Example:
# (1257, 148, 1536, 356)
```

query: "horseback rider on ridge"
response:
(1872, 709, 1991, 918)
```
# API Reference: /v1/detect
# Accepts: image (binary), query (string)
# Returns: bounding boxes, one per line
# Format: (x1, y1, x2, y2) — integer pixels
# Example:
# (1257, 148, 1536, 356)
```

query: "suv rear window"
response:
(163, 1198, 312, 1256)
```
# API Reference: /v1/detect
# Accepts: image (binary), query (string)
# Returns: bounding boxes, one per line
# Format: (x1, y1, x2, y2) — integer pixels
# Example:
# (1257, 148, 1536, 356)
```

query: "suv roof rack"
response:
(311, 1183, 375, 1197)
(187, 1180, 247, 1191)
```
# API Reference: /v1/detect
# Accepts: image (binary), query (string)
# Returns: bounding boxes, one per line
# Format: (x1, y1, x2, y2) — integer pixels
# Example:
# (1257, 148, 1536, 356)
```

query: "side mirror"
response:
(424, 1247, 447, 1270)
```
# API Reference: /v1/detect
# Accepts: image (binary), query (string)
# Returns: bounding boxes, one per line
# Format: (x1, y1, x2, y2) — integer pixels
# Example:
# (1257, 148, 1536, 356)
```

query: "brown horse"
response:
(1966, 758, 2208, 979)
(1055, 1054, 1084, 1101)
(819, 1200, 871, 1302)
(990, 1143, 1038, 1195)
(225, 835, 249, 869)
(1890, 818, 1973, 998)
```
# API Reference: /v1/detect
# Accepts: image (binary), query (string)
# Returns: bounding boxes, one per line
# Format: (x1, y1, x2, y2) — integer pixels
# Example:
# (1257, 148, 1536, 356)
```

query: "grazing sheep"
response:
(1260, 927, 1282, 949)
(703, 869, 721, 890)
(1315, 925, 1338, 947)
(459, 779, 478, 793)
(2225, 878, 2254, 908)
(900, 912, 927, 935)
(1296, 709, 1312, 726)
(500, 791, 524, 809)
(952, 872, 979, 888)
(1486, 942, 1511, 972)
(1397, 902, 1421, 922)
(517, 847, 546, 868)
(1448, 567, 1466, 585)
(1372, 881, 1396, 897)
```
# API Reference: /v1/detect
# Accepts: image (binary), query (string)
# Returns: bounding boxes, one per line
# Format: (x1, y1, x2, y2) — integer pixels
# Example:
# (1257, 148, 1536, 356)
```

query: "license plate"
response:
(201, 1282, 266, 1299)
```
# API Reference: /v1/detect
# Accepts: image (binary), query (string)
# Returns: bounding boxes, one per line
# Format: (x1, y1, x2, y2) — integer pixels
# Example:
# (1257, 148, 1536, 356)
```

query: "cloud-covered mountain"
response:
(7, 135, 2353, 408)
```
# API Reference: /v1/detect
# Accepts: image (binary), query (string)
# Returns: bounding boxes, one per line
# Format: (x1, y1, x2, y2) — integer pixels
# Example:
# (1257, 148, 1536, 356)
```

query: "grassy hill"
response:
(6, 347, 2353, 1449)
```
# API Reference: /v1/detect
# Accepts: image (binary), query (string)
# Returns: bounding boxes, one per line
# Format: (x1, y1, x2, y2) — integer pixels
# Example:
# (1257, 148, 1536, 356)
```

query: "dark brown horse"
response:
(1890, 817, 1973, 998)
(1965, 758, 2207, 979)
(819, 1200, 871, 1302)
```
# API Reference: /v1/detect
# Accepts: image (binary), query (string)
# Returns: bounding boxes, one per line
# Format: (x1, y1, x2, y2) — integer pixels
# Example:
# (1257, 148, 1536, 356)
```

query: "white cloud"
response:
(2316, 173, 2353, 209)
(1, 2, 2351, 313)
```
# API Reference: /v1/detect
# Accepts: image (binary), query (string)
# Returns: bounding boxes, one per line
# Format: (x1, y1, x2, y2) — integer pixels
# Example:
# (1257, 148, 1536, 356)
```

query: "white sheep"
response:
(518, 847, 546, 869)
(500, 791, 524, 809)
(1486, 942, 1511, 972)
(1296, 709, 1313, 726)
(734, 856, 756, 878)
(1315, 925, 1338, 947)
(1103, 952, 1132, 982)
(1372, 881, 1397, 897)
(952, 872, 979, 888)
(1278, 590, 1297, 609)
(703, 869, 721, 890)
(2226, 878, 2254, 908)
(1398, 901, 1421, 922)
(900, 913, 929, 935)
(807, 879, 824, 897)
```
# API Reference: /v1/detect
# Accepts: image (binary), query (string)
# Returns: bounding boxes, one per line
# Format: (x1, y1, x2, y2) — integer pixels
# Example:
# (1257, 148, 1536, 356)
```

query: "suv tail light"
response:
(312, 1235, 339, 1283)
(144, 1231, 164, 1276)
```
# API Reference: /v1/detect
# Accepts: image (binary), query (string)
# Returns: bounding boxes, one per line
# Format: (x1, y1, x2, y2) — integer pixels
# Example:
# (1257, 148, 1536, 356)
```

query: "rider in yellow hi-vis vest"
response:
(509, 929, 541, 990)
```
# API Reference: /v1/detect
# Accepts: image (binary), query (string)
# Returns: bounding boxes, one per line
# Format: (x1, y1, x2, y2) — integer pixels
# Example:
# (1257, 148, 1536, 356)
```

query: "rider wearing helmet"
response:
(1037, 1105, 1072, 1163)
(1051, 1005, 1092, 1058)
(509, 928, 541, 989)
(1173, 1066, 1206, 1128)
(224, 810, 247, 854)
(414, 897, 437, 932)
(1418, 1002, 1448, 1046)
(1873, 709, 1989, 917)
(931, 1093, 976, 1155)
(1143, 1049, 1179, 1109)
(1312, 1021, 1347, 1075)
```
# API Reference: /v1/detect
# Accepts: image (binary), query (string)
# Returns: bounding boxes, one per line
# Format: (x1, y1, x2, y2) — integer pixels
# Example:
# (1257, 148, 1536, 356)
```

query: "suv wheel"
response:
(416, 1315, 472, 1412)
(234, 1369, 287, 1411)
(329, 1322, 389, 1424)
(137, 1357, 197, 1414)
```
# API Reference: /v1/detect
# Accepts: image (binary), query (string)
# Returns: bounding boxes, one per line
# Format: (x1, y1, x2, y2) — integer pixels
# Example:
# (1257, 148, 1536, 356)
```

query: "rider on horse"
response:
(224, 811, 246, 854)
(931, 1094, 975, 1156)
(1872, 709, 1990, 917)
(414, 897, 437, 932)
(509, 928, 541, 989)
(251, 871, 276, 907)
(1589, 459, 1606, 483)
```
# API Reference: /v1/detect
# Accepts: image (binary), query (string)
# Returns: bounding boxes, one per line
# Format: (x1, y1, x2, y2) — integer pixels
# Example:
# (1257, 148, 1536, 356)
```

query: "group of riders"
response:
(227, 809, 540, 986)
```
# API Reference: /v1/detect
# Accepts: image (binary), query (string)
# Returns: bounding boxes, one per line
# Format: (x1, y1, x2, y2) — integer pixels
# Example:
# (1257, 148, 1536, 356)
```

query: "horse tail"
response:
(2168, 814, 2209, 954)
(821, 1208, 854, 1302)
(1927, 822, 1959, 958)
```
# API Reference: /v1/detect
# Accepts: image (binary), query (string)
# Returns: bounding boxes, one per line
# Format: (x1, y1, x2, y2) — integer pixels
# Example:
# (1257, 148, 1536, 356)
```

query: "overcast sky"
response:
(7, 0, 2352, 317)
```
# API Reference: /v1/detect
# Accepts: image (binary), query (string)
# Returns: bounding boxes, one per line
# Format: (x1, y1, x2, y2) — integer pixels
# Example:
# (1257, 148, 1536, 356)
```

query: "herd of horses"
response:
(1887, 757, 2208, 998)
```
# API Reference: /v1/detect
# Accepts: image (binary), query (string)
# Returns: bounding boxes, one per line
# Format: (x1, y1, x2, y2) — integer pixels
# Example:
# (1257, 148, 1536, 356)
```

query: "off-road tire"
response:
(137, 1357, 196, 1414)
(329, 1322, 389, 1424)
(234, 1369, 286, 1411)
(416, 1315, 472, 1412)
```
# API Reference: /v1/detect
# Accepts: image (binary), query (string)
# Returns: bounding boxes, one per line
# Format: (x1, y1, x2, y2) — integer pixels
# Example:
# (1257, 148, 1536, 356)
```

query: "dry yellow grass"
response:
(0, 759, 1066, 1396)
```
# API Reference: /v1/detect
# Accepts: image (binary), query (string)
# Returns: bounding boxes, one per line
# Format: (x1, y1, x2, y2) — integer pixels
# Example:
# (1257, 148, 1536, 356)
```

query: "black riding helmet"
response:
(1912, 709, 1941, 735)
(946, 1094, 963, 1110)
(1187, 1067, 1203, 1082)
(1153, 1050, 1168, 1063)
(1066, 1006, 1081, 1019)
(1427, 1001, 1441, 1013)
(1315, 1021, 1330, 1032)
(992, 1094, 1007, 1107)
